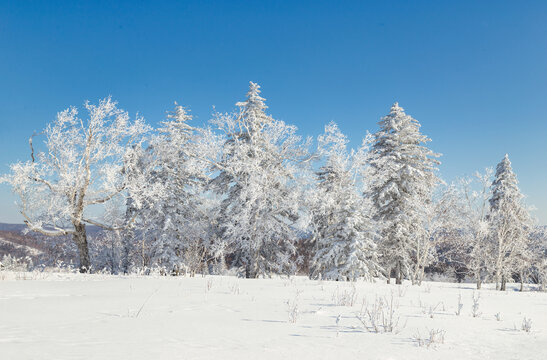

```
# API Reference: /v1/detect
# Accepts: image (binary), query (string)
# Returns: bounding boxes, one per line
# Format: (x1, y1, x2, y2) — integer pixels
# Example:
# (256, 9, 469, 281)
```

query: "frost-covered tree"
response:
(452, 169, 494, 289)
(130, 103, 218, 275)
(1, 98, 150, 272)
(410, 183, 463, 285)
(310, 122, 381, 281)
(529, 226, 547, 291)
(367, 103, 440, 284)
(488, 154, 532, 291)
(210, 82, 310, 278)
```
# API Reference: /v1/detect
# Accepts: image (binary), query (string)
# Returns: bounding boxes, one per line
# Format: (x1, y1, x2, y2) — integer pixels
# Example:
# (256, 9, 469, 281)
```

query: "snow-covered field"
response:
(1, 273, 546, 360)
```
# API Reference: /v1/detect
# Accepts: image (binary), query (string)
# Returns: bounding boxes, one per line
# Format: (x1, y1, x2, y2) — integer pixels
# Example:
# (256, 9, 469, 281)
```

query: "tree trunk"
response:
(245, 251, 258, 279)
(73, 222, 90, 273)
(500, 274, 506, 291)
(395, 262, 403, 285)
(519, 270, 524, 292)
(476, 276, 482, 290)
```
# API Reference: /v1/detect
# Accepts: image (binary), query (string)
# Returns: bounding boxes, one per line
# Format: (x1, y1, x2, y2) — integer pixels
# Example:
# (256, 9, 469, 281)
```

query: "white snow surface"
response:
(1, 273, 546, 359)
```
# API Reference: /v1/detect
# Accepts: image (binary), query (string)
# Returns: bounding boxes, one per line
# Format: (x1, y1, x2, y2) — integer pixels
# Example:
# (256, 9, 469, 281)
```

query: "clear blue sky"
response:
(1, 0, 546, 224)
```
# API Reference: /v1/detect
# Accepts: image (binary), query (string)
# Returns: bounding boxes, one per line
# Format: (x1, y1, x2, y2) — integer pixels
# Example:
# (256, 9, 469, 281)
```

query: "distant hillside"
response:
(0, 223, 103, 263)
(0, 223, 102, 234)
(0, 223, 27, 232)
(0, 230, 45, 260)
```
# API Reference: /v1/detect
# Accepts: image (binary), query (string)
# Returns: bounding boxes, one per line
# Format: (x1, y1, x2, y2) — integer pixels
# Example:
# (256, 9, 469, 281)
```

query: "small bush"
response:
(471, 292, 481, 318)
(521, 317, 532, 332)
(287, 290, 302, 323)
(0, 255, 33, 272)
(332, 285, 357, 307)
(356, 294, 402, 333)
(412, 328, 446, 348)
(455, 294, 463, 316)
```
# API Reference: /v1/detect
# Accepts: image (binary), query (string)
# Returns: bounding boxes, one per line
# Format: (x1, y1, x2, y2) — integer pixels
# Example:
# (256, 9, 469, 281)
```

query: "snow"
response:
(1, 273, 546, 359)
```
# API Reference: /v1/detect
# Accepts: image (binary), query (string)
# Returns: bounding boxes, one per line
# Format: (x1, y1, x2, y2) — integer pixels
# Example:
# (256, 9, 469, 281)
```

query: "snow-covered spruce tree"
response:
(366, 103, 440, 284)
(0, 98, 150, 272)
(210, 82, 310, 278)
(310, 122, 381, 281)
(130, 103, 218, 275)
(488, 154, 532, 291)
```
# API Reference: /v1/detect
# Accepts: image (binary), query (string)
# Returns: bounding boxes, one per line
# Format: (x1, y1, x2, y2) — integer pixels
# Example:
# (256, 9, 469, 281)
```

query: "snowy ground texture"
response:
(1, 273, 546, 360)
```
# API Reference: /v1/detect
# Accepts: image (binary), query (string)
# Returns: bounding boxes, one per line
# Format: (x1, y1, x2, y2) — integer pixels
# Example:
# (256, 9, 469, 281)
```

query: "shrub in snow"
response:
(455, 294, 463, 316)
(428, 303, 441, 318)
(287, 290, 301, 323)
(471, 292, 481, 318)
(335, 314, 342, 337)
(332, 285, 358, 307)
(356, 294, 402, 333)
(206, 278, 214, 292)
(0, 255, 33, 272)
(521, 317, 532, 332)
(230, 281, 241, 295)
(412, 328, 446, 348)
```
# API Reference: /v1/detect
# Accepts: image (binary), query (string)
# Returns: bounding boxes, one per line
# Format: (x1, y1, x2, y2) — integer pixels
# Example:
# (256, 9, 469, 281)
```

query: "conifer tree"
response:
(132, 103, 214, 274)
(367, 103, 440, 284)
(211, 82, 310, 278)
(310, 122, 381, 281)
(488, 154, 532, 291)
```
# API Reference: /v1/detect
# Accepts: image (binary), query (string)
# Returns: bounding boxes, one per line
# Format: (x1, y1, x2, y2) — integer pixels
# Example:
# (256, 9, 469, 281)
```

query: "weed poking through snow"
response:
(332, 285, 357, 307)
(471, 292, 481, 318)
(412, 328, 446, 348)
(521, 317, 532, 332)
(287, 290, 302, 323)
(455, 294, 463, 316)
(356, 293, 403, 333)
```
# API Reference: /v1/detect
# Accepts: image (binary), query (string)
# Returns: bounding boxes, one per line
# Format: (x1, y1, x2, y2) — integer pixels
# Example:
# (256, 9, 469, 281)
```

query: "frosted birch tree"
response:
(410, 183, 462, 285)
(210, 82, 310, 278)
(310, 122, 381, 281)
(1, 98, 150, 272)
(367, 103, 440, 284)
(459, 169, 493, 289)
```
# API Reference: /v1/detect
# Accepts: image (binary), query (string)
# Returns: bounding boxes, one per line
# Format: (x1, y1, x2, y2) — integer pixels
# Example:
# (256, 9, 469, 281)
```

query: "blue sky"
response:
(1, 0, 546, 224)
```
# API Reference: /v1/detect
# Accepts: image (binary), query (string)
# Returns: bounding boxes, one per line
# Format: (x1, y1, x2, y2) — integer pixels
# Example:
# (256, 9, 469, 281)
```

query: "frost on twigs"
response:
(455, 294, 463, 316)
(412, 328, 446, 348)
(331, 285, 358, 307)
(355, 293, 403, 333)
(471, 292, 481, 318)
(1, 97, 150, 272)
(309, 122, 381, 282)
(287, 290, 302, 323)
(521, 316, 532, 332)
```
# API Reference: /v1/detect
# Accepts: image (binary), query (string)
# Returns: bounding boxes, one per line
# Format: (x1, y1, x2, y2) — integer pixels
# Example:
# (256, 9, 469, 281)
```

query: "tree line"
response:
(2, 82, 546, 289)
